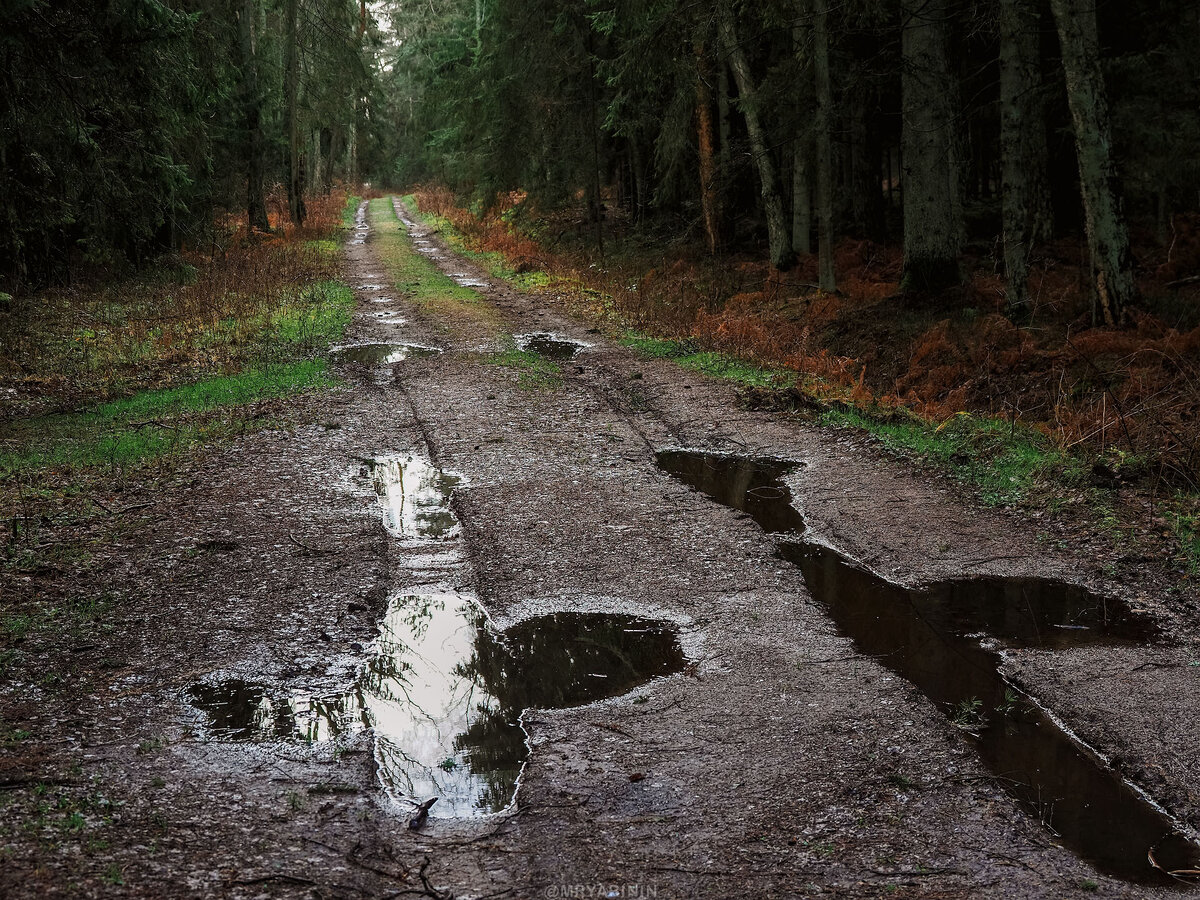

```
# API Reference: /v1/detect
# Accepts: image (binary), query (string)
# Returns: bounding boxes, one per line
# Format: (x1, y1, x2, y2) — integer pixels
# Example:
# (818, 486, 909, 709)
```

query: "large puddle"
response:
(516, 332, 588, 360)
(333, 343, 442, 366)
(656, 449, 1200, 883)
(192, 452, 685, 817)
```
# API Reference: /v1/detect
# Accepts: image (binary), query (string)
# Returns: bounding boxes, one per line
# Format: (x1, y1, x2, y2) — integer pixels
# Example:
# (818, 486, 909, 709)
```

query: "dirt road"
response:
(4, 197, 1199, 898)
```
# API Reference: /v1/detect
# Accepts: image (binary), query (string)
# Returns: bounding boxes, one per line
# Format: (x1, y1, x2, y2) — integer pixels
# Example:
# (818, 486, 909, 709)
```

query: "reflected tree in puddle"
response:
(191, 450, 686, 818)
(657, 449, 1200, 883)
(192, 595, 685, 817)
(365, 453, 461, 540)
(333, 343, 442, 366)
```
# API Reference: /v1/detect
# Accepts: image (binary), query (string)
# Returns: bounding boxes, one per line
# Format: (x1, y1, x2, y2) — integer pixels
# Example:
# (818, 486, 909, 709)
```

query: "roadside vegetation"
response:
(406, 187, 1199, 575)
(368, 199, 503, 332)
(1, 192, 359, 636)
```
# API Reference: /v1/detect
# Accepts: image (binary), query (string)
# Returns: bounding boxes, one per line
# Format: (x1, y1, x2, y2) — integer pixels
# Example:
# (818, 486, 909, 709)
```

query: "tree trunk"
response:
(998, 0, 1037, 311)
(1049, 0, 1135, 326)
(285, 0, 305, 226)
(631, 139, 648, 224)
(696, 43, 722, 255)
(900, 0, 961, 292)
(792, 7, 812, 256)
(238, 0, 270, 232)
(813, 0, 836, 291)
(319, 127, 333, 192)
(793, 137, 812, 256)
(718, 4, 795, 270)
(718, 61, 732, 175)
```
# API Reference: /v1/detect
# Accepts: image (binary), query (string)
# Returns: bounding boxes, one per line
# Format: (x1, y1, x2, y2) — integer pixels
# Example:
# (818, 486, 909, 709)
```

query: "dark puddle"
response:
(656, 449, 1199, 884)
(191, 452, 686, 817)
(517, 332, 587, 360)
(333, 343, 442, 366)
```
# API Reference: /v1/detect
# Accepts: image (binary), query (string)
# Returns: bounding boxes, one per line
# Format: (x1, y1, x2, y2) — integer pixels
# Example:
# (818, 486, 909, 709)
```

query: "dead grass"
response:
(0, 188, 355, 418)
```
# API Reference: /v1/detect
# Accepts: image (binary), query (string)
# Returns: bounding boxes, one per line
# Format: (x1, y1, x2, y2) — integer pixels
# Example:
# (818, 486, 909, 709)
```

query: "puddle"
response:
(363, 453, 461, 540)
(349, 201, 368, 245)
(333, 343, 442, 365)
(516, 332, 587, 360)
(191, 603, 684, 816)
(191, 451, 686, 817)
(657, 449, 1199, 883)
(452, 275, 488, 288)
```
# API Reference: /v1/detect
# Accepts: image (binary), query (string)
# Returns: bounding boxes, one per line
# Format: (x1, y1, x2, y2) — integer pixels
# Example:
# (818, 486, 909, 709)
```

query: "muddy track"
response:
(3, 198, 1199, 898)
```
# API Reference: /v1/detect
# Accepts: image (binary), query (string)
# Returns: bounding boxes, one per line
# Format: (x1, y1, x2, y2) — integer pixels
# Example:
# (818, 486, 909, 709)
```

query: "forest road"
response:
(5, 196, 1200, 899)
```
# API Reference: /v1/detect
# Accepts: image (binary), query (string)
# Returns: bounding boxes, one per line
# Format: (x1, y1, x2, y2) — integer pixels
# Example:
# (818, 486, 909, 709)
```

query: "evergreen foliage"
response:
(4, 0, 1200, 310)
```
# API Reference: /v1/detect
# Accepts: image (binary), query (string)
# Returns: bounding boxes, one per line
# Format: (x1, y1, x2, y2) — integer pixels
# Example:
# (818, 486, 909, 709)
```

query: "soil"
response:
(3, 198, 1199, 898)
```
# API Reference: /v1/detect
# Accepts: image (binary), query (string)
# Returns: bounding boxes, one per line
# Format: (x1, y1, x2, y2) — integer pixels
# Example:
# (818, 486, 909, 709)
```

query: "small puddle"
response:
(363, 453, 461, 540)
(656, 449, 1200, 883)
(191, 452, 686, 817)
(349, 201, 369, 245)
(333, 343, 442, 365)
(516, 332, 587, 360)
(452, 275, 488, 288)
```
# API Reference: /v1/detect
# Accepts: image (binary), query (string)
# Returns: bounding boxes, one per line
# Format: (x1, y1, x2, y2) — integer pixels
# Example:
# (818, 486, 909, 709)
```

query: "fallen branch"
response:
(868, 867, 964, 878)
(1165, 274, 1200, 289)
(128, 419, 178, 431)
(233, 873, 316, 887)
(288, 533, 336, 555)
(408, 796, 438, 831)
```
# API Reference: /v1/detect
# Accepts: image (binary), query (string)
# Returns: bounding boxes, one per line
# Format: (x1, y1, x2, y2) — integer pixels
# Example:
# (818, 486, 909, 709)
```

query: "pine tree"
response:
(1050, 0, 1135, 325)
(900, 0, 962, 293)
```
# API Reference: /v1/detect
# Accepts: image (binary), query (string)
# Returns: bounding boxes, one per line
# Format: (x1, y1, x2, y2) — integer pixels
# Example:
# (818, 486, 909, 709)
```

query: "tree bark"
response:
(1049, 0, 1135, 326)
(238, 0, 270, 232)
(900, 0, 961, 292)
(998, 0, 1036, 311)
(792, 6, 812, 256)
(285, 0, 305, 226)
(696, 43, 723, 255)
(813, 0, 836, 291)
(718, 60, 732, 176)
(719, 4, 795, 270)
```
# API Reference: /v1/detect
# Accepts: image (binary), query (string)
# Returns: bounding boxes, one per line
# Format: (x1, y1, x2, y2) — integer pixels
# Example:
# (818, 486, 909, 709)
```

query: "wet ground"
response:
(4, 196, 1200, 898)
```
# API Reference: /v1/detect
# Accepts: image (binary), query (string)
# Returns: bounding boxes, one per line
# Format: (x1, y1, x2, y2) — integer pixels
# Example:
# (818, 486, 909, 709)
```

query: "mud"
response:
(4, 195, 1200, 898)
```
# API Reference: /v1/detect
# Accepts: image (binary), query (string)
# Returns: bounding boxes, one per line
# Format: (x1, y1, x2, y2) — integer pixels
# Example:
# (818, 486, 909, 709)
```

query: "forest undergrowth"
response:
(408, 186, 1200, 576)
(0, 190, 359, 582)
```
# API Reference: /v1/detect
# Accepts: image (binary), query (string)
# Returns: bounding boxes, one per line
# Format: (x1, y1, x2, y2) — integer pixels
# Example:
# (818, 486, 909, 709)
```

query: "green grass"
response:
(342, 193, 363, 230)
(819, 406, 1087, 506)
(0, 593, 116, 645)
(619, 331, 795, 389)
(270, 280, 354, 351)
(484, 340, 563, 391)
(1, 279, 352, 480)
(1170, 506, 1200, 574)
(401, 194, 553, 291)
(370, 198, 496, 319)
(1, 361, 334, 477)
